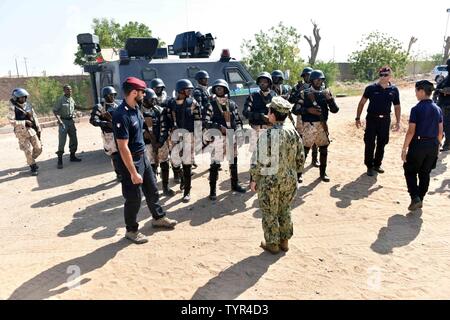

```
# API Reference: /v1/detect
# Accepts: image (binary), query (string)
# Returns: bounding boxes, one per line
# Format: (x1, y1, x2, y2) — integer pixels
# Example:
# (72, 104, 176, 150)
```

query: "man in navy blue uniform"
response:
(402, 80, 443, 211)
(113, 77, 177, 244)
(356, 66, 401, 176)
(433, 58, 450, 151)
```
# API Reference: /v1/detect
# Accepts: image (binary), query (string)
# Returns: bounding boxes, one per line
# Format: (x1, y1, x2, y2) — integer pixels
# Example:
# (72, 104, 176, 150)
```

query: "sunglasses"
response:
(379, 73, 391, 77)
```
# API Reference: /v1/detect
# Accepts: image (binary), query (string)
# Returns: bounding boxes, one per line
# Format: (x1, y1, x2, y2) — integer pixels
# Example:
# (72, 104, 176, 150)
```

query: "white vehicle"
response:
(431, 65, 448, 83)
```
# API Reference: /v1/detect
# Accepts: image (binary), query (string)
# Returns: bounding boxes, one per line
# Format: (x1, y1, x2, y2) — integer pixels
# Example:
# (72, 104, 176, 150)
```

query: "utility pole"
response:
(15, 58, 20, 78)
(24, 57, 29, 77)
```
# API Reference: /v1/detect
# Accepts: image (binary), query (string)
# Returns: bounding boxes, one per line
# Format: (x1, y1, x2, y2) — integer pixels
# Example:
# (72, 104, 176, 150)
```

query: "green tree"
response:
(240, 22, 304, 85)
(24, 77, 92, 114)
(25, 78, 62, 114)
(349, 31, 409, 81)
(74, 18, 166, 66)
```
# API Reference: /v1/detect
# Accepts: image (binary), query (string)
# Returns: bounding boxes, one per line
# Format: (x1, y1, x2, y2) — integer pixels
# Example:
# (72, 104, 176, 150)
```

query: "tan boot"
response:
(280, 239, 289, 252)
(260, 241, 280, 254)
(152, 216, 178, 228)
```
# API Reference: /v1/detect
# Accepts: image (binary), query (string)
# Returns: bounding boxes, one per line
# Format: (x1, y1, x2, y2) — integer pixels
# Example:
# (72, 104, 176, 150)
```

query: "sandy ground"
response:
(1, 85, 450, 300)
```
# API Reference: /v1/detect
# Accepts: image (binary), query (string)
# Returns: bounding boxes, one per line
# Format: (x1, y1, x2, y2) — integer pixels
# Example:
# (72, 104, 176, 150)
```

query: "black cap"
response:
(415, 80, 435, 91)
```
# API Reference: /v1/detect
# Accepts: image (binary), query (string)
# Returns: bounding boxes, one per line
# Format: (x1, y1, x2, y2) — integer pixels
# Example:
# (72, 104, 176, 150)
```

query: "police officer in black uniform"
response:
(271, 70, 290, 98)
(112, 77, 177, 245)
(293, 70, 339, 182)
(433, 58, 450, 151)
(356, 66, 401, 176)
(150, 78, 168, 106)
(141, 88, 175, 197)
(402, 80, 443, 211)
(288, 67, 319, 169)
(205, 79, 246, 200)
(243, 72, 276, 129)
(193, 70, 211, 118)
(166, 79, 204, 203)
(90, 86, 121, 181)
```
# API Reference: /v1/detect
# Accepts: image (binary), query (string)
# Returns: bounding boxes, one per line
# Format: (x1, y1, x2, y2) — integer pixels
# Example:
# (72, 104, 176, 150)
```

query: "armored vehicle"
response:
(77, 31, 258, 108)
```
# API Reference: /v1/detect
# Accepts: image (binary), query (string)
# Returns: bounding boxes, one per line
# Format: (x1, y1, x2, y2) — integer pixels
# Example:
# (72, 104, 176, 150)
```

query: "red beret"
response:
(123, 77, 147, 90)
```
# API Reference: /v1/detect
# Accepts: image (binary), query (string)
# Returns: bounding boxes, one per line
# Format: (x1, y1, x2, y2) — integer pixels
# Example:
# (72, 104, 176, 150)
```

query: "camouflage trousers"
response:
(170, 133, 196, 166)
(145, 141, 170, 165)
(102, 132, 118, 156)
(250, 125, 270, 165)
(302, 122, 329, 148)
(15, 128, 42, 166)
(257, 175, 297, 245)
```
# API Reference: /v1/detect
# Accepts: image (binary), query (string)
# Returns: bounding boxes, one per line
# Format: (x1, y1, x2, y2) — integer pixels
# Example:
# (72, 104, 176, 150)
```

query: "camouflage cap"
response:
(266, 96, 293, 114)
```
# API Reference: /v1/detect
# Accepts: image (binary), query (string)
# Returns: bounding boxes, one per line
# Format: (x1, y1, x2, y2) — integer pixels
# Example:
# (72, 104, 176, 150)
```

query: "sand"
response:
(1, 85, 449, 300)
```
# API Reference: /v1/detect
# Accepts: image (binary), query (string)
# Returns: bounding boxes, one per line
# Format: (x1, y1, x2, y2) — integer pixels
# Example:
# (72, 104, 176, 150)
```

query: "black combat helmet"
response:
(256, 72, 273, 86)
(212, 79, 230, 95)
(144, 88, 157, 100)
(271, 70, 285, 85)
(150, 78, 166, 89)
(301, 67, 313, 77)
(12, 88, 30, 100)
(195, 70, 210, 81)
(101, 86, 117, 98)
(176, 79, 194, 92)
(309, 70, 326, 81)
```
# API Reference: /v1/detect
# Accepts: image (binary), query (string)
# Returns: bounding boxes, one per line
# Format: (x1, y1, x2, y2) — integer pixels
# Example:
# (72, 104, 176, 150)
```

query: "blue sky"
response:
(1, 0, 449, 76)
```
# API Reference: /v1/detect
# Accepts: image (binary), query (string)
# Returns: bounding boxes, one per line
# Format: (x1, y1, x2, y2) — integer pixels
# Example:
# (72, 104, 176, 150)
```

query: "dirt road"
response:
(1, 85, 449, 300)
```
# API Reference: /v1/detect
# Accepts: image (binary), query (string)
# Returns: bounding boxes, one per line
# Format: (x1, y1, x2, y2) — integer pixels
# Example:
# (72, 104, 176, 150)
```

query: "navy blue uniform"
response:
(404, 99, 443, 201)
(112, 101, 166, 233)
(435, 76, 450, 146)
(363, 83, 400, 169)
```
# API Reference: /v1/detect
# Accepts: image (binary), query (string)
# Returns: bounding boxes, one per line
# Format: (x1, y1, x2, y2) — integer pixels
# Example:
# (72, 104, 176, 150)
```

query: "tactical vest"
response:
(210, 99, 239, 130)
(167, 98, 198, 133)
(142, 105, 163, 143)
(437, 76, 450, 106)
(247, 91, 276, 125)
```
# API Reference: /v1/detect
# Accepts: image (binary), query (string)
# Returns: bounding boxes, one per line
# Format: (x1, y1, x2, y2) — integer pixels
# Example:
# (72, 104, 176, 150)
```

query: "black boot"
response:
(209, 163, 220, 200)
(230, 158, 246, 193)
(312, 145, 320, 167)
(57, 154, 63, 169)
(182, 165, 192, 202)
(173, 166, 181, 183)
(173, 166, 184, 190)
(30, 164, 38, 176)
(297, 172, 303, 183)
(161, 162, 175, 197)
(70, 152, 82, 162)
(319, 146, 330, 182)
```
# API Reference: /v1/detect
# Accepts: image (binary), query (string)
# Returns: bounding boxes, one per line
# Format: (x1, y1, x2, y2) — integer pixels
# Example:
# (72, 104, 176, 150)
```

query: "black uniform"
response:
(193, 85, 211, 120)
(362, 83, 400, 169)
(166, 97, 204, 197)
(404, 99, 443, 201)
(434, 75, 450, 148)
(112, 101, 166, 233)
(243, 90, 277, 127)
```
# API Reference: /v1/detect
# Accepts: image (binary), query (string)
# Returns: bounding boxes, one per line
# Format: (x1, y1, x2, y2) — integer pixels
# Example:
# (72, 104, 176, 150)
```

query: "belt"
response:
(414, 136, 436, 141)
(368, 113, 389, 119)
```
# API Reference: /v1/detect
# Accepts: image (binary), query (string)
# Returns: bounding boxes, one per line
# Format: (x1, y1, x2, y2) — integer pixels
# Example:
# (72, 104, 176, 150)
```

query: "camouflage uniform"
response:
(250, 97, 305, 246)
(8, 100, 42, 166)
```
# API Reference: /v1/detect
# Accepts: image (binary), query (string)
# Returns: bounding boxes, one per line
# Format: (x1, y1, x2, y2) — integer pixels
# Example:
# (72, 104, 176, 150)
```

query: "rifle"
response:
(12, 100, 41, 140)
(144, 115, 159, 166)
